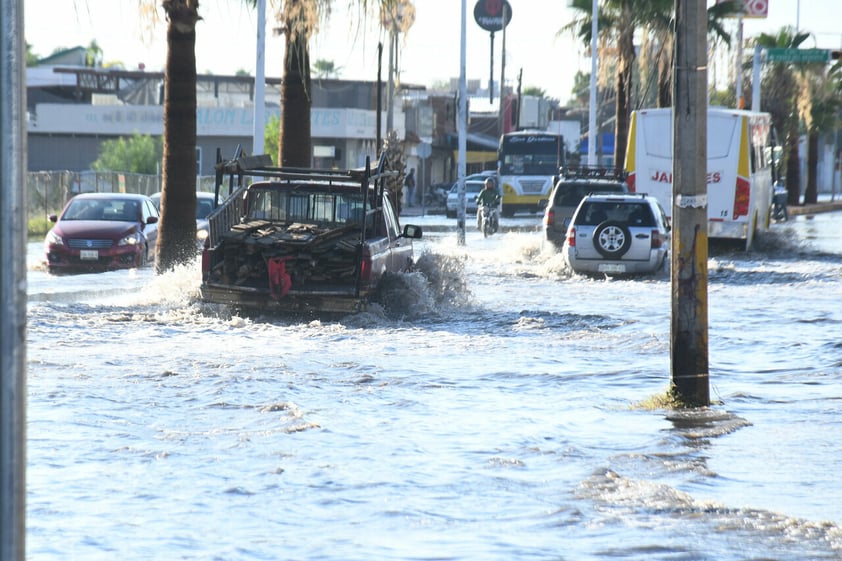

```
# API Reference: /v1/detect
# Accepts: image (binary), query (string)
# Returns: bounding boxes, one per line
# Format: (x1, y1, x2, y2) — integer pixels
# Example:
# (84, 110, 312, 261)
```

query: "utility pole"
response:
(457, 0, 467, 245)
(671, 0, 710, 406)
(587, 0, 598, 165)
(1, 0, 28, 558)
(252, 0, 266, 155)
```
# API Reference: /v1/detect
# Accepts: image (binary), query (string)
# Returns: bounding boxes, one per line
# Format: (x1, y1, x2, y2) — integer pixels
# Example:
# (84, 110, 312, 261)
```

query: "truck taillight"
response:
(626, 172, 636, 193)
(734, 177, 750, 218)
(544, 208, 555, 226)
(566, 226, 576, 247)
(201, 248, 210, 278)
(359, 254, 372, 282)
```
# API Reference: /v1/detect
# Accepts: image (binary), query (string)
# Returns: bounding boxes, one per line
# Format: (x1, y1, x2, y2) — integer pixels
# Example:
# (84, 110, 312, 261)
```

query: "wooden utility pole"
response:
(671, 0, 710, 406)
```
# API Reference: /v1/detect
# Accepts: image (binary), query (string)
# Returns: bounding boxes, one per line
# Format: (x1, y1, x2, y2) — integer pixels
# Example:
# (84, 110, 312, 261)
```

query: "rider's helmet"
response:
(484, 178, 495, 189)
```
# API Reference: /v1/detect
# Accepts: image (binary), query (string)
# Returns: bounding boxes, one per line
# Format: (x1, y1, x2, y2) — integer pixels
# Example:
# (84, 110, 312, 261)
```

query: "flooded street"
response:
(25, 212, 842, 560)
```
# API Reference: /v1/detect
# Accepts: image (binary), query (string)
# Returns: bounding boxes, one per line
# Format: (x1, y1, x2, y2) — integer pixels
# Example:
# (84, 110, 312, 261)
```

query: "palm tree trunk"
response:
(785, 124, 801, 206)
(614, 1, 635, 168)
(279, 12, 312, 168)
(804, 131, 819, 204)
(156, 1, 199, 273)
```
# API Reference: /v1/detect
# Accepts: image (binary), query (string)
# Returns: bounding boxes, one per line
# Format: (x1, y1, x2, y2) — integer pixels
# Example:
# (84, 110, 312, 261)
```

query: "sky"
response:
(23, 0, 842, 104)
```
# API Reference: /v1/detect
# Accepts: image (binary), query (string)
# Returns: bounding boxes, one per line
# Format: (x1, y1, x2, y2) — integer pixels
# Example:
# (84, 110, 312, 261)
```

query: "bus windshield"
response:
(499, 133, 564, 176)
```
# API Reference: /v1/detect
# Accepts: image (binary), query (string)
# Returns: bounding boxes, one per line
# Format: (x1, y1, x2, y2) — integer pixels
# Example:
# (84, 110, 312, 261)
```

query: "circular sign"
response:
(473, 0, 512, 33)
(417, 142, 432, 159)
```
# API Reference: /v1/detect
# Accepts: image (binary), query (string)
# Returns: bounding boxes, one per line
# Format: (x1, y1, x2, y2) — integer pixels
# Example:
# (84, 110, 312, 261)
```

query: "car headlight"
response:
(196, 228, 209, 242)
(45, 230, 64, 246)
(118, 232, 142, 246)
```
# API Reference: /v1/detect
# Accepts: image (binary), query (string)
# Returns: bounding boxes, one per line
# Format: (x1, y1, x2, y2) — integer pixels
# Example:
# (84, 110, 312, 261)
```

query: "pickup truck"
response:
(200, 153, 422, 315)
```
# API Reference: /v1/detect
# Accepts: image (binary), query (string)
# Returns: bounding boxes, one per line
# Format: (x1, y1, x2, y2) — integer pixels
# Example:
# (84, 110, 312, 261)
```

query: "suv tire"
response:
(593, 221, 631, 258)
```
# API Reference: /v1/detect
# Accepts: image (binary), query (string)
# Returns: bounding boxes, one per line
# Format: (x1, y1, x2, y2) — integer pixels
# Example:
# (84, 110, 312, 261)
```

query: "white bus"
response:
(625, 107, 774, 250)
(498, 130, 565, 217)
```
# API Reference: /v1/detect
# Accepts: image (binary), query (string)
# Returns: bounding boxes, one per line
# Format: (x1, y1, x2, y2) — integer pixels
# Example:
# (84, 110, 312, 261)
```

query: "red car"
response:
(44, 193, 160, 273)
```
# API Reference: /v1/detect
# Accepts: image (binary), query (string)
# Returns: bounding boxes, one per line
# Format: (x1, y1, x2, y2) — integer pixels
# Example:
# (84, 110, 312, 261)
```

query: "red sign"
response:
(474, 0, 512, 33)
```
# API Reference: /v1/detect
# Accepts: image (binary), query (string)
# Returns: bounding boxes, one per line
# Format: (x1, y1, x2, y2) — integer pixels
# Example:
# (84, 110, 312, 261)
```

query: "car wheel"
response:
(593, 221, 631, 258)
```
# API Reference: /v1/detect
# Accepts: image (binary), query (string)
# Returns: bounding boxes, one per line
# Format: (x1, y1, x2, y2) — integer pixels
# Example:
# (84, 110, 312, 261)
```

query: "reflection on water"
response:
(25, 213, 842, 560)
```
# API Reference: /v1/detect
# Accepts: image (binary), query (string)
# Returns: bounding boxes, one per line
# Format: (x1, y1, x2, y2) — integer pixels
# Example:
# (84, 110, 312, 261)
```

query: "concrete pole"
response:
(751, 44, 761, 112)
(587, 0, 598, 165)
(671, 0, 710, 406)
(497, 3, 507, 138)
(252, 0, 266, 155)
(387, 28, 395, 132)
(457, 0, 467, 246)
(1, 0, 28, 558)
(735, 14, 744, 108)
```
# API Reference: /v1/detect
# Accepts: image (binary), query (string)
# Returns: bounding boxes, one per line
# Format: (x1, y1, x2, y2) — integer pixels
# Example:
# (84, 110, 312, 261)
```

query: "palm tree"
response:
(565, 0, 738, 165)
(155, 0, 201, 272)
(755, 27, 811, 206)
(800, 64, 841, 204)
(275, 1, 406, 168)
(312, 59, 342, 79)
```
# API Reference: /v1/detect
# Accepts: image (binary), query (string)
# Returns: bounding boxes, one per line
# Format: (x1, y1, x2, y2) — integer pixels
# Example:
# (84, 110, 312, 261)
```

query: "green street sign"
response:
(766, 48, 830, 63)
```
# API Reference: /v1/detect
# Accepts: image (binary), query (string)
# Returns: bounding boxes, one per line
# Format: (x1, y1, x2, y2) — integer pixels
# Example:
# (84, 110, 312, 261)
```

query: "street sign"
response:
(766, 48, 830, 63)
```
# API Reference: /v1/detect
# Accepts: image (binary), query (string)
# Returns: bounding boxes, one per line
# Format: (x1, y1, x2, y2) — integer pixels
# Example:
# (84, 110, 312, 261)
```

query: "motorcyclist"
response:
(476, 177, 501, 232)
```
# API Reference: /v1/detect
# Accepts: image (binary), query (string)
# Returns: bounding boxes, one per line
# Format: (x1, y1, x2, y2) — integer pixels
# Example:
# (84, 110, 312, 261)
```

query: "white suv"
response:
(563, 193, 670, 275)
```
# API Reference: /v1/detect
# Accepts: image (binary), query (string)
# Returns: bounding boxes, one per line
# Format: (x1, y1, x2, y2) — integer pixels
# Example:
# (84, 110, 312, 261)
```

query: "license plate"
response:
(598, 263, 626, 273)
(79, 249, 99, 260)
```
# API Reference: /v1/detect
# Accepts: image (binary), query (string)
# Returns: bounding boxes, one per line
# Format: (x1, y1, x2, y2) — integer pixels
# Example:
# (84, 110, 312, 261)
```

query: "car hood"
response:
(53, 220, 138, 238)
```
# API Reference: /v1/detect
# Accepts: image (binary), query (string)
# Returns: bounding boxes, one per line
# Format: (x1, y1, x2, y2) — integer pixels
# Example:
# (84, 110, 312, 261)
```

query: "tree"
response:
(756, 27, 811, 206)
(85, 40, 103, 68)
(274, 1, 405, 168)
(799, 64, 841, 204)
(564, 0, 737, 165)
(155, 0, 201, 273)
(91, 133, 162, 174)
(312, 59, 342, 78)
(25, 43, 39, 67)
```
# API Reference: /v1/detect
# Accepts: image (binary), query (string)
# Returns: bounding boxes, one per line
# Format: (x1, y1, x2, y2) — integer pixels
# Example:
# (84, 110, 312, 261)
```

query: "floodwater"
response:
(25, 212, 842, 560)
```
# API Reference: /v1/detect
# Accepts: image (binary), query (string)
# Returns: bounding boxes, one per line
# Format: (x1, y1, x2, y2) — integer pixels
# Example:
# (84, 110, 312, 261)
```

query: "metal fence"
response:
(27, 170, 217, 222)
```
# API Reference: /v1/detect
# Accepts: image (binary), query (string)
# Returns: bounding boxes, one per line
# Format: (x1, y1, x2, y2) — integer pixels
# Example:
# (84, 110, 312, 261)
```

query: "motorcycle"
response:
(477, 202, 499, 238)
(772, 181, 788, 222)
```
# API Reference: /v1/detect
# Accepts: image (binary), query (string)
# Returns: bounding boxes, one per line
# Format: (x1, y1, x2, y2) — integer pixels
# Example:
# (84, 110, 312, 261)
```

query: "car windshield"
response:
(196, 198, 214, 219)
(63, 198, 138, 221)
(450, 182, 484, 194)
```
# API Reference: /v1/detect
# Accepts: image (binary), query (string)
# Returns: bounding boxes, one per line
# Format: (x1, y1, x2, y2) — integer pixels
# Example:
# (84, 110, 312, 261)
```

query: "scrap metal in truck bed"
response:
(200, 153, 422, 315)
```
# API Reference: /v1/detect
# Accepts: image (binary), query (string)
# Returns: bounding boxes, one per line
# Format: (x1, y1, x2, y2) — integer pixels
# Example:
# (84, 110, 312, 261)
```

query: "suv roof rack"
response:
(560, 165, 627, 181)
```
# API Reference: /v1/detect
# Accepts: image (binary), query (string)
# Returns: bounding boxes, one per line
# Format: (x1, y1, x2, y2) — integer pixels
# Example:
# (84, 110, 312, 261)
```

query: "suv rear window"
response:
(576, 201, 656, 227)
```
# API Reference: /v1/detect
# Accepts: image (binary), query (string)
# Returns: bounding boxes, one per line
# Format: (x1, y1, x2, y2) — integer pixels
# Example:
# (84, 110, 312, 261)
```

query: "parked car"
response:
(445, 172, 496, 218)
(44, 193, 159, 273)
(563, 193, 670, 276)
(149, 191, 217, 248)
(543, 166, 629, 248)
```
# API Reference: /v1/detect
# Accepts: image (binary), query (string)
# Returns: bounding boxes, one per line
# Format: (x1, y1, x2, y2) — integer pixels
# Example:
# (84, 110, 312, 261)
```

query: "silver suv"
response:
(543, 166, 629, 248)
(563, 193, 670, 275)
